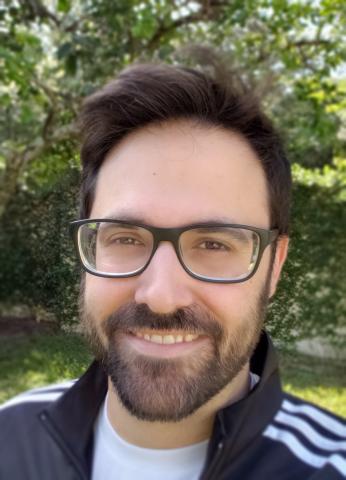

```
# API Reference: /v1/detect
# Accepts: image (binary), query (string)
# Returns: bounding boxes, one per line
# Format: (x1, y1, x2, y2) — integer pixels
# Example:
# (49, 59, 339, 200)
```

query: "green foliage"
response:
(0, 1, 345, 347)
(1, 0, 346, 169)
(0, 162, 80, 326)
(267, 158, 346, 345)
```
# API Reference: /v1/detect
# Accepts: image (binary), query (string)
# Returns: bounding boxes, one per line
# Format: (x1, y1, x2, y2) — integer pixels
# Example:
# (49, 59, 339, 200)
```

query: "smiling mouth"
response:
(128, 330, 201, 345)
(123, 329, 208, 359)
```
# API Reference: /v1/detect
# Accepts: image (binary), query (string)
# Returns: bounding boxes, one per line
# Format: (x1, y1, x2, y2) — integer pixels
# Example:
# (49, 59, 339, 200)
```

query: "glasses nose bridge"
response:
(151, 226, 182, 256)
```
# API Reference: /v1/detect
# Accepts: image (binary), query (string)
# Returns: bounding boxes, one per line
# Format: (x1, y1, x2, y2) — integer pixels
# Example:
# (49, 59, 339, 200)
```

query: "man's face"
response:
(82, 120, 284, 422)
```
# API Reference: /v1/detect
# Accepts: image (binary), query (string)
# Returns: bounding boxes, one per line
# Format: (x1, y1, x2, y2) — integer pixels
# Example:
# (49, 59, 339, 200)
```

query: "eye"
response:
(111, 236, 142, 245)
(198, 241, 229, 251)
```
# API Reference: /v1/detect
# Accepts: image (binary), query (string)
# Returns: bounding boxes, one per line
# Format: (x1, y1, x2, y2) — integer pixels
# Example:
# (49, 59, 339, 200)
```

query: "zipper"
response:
(39, 411, 88, 480)
(200, 440, 225, 480)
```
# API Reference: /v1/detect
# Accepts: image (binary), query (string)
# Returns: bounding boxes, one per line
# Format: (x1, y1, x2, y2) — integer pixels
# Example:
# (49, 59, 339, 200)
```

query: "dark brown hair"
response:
(79, 63, 291, 234)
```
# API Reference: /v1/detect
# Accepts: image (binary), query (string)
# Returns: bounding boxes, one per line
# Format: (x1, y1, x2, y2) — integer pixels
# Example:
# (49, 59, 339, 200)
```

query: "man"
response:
(1, 62, 345, 480)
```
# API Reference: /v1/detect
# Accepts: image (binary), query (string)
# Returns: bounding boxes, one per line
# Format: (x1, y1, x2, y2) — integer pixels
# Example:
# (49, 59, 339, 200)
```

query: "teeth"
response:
(135, 332, 199, 344)
(162, 335, 175, 344)
(150, 335, 163, 344)
(184, 334, 199, 342)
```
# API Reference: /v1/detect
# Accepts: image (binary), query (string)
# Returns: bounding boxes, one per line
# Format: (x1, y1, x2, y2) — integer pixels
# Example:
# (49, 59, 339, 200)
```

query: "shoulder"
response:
(0, 380, 77, 476)
(0, 380, 76, 420)
(263, 392, 346, 476)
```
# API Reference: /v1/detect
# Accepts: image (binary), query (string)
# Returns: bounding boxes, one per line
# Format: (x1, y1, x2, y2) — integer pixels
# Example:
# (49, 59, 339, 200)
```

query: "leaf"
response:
(131, 8, 159, 40)
(57, 42, 72, 60)
(65, 54, 77, 75)
(57, 0, 71, 13)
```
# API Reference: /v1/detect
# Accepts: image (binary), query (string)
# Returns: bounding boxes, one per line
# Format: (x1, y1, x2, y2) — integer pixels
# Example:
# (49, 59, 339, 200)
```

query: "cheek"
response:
(195, 282, 255, 328)
(195, 264, 270, 330)
(84, 275, 135, 320)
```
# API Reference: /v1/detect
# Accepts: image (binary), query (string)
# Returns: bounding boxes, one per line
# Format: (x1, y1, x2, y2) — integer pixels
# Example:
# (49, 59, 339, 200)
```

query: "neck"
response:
(106, 362, 251, 449)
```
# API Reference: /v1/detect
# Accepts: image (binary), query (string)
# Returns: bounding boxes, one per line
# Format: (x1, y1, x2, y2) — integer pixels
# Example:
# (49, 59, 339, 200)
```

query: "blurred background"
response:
(0, 0, 345, 415)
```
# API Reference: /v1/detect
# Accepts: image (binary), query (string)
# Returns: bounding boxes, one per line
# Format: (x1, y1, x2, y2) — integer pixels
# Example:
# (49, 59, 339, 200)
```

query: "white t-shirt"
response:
(92, 373, 260, 480)
(91, 396, 208, 480)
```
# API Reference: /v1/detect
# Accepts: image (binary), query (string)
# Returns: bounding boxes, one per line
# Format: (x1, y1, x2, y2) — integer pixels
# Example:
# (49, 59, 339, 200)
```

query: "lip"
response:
(124, 332, 208, 359)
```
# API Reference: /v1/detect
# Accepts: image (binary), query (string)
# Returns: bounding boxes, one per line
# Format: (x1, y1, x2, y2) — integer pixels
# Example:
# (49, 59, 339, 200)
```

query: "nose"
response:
(134, 242, 195, 315)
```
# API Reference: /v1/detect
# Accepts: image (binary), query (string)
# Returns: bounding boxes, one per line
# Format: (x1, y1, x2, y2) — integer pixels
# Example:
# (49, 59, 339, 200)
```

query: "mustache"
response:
(103, 302, 224, 339)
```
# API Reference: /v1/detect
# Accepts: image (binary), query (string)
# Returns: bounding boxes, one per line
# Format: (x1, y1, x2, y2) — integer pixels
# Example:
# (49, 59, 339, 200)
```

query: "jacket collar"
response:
(206, 331, 283, 464)
(42, 360, 107, 476)
(42, 330, 282, 476)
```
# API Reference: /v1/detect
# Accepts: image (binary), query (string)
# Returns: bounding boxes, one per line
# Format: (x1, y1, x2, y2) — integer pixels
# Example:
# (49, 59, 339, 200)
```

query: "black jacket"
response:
(1, 331, 345, 480)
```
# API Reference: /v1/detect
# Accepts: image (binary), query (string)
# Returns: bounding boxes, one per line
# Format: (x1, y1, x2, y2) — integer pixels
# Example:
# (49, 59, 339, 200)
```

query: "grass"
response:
(278, 348, 346, 417)
(0, 332, 92, 403)
(0, 332, 345, 418)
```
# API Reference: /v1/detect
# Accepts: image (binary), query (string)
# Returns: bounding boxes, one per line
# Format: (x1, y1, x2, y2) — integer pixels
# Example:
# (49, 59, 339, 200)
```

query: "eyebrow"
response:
(194, 227, 251, 241)
(98, 222, 142, 231)
(98, 212, 239, 226)
(104, 213, 154, 225)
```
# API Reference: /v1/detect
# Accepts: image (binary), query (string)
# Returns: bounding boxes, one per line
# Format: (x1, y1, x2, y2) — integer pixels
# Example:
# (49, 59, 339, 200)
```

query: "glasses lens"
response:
(179, 227, 260, 281)
(78, 222, 154, 275)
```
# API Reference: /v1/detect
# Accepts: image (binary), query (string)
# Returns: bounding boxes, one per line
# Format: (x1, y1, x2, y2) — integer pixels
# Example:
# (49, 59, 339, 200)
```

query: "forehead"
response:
(91, 120, 269, 227)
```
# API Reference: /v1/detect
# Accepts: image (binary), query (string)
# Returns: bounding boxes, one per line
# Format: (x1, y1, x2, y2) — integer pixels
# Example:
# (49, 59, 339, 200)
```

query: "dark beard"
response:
(80, 282, 270, 422)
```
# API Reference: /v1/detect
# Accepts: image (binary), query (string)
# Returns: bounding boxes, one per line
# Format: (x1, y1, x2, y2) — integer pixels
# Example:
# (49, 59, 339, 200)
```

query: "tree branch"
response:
(22, 122, 78, 167)
(145, 1, 226, 52)
(20, 0, 61, 27)
(288, 39, 331, 48)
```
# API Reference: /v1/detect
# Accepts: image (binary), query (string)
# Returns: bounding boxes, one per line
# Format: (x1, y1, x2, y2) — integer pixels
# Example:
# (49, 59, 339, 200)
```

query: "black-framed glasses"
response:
(69, 219, 278, 284)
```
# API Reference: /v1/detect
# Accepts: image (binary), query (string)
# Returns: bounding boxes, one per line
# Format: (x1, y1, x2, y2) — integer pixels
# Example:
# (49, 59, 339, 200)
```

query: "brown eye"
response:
(198, 241, 229, 251)
(111, 237, 142, 245)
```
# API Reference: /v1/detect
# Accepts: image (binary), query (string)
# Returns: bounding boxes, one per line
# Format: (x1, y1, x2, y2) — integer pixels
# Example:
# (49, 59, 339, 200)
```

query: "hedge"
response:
(0, 159, 345, 346)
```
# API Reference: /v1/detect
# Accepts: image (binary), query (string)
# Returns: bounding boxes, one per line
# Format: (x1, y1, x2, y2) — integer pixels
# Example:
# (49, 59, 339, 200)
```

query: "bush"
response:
(0, 167, 80, 327)
(0, 159, 345, 346)
(267, 158, 346, 347)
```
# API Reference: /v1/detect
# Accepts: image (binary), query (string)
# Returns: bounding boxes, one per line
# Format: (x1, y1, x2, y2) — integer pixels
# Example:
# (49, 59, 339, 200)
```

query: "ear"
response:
(269, 235, 289, 298)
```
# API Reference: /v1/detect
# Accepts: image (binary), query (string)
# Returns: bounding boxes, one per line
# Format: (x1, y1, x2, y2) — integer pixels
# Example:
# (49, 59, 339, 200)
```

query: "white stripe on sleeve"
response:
(264, 424, 346, 476)
(282, 400, 346, 438)
(0, 392, 64, 411)
(275, 410, 346, 452)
